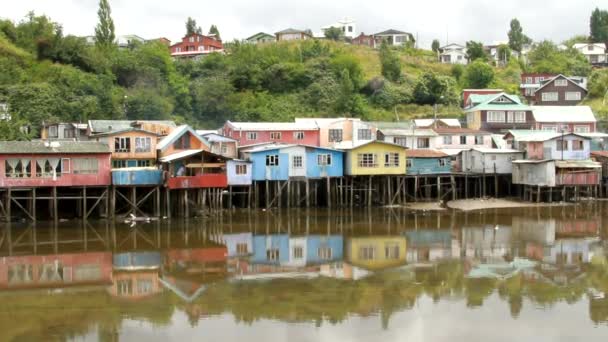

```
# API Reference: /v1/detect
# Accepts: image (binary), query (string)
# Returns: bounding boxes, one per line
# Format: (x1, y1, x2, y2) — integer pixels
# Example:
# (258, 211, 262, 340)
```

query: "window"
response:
(246, 132, 258, 140)
(541, 92, 559, 102)
(358, 129, 372, 140)
(61, 158, 70, 173)
(35, 159, 62, 178)
(112, 160, 127, 168)
(292, 155, 303, 168)
(173, 135, 191, 149)
(64, 128, 75, 138)
(542, 125, 557, 132)
(73, 158, 98, 174)
(357, 153, 377, 168)
(439, 159, 447, 167)
(114, 137, 130, 152)
(358, 246, 376, 260)
(328, 129, 343, 142)
(514, 111, 526, 123)
(443, 136, 452, 145)
(136, 160, 151, 167)
(270, 132, 282, 140)
(348, 26, 353, 32)
(525, 88, 534, 96)
(556, 140, 568, 151)
(526, 77, 533, 84)
(198, 46, 205, 51)
(117, 279, 133, 296)
(317, 154, 332, 166)
(588, 45, 594, 51)
(236, 164, 247, 174)
(565, 92, 581, 101)
(394, 137, 407, 146)
(385, 243, 400, 259)
(572, 140, 584, 151)
(48, 126, 58, 138)
(318, 247, 332, 260)
(555, 79, 568, 87)
(266, 249, 280, 261)
(293, 246, 304, 259)
(384, 153, 400, 167)
(487, 111, 505, 122)
(406, 159, 412, 168)
(417, 138, 430, 148)
(475, 136, 484, 145)
(189, 36, 195, 42)
(135, 137, 151, 153)
(266, 154, 279, 166)
(236, 243, 248, 255)
(460, 136, 467, 145)
(293, 131, 305, 140)
(137, 280, 153, 295)
(4, 159, 31, 178)
(574, 125, 590, 133)
(220, 144, 228, 155)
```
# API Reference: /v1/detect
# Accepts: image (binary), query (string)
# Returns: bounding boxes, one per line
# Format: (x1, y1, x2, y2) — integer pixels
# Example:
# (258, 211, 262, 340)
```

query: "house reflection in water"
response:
(345, 236, 407, 270)
(319, 262, 371, 280)
(403, 230, 459, 263)
(0, 252, 113, 290)
(461, 225, 512, 261)
(109, 252, 162, 299)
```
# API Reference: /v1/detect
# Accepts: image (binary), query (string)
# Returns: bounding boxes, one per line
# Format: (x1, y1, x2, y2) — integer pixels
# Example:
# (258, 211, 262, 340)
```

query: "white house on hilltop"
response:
(440, 43, 467, 65)
(322, 17, 357, 39)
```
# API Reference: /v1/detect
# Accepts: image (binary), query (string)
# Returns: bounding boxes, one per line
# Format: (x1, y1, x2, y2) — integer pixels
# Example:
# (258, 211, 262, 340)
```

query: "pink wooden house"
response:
(222, 121, 320, 147)
(0, 141, 111, 188)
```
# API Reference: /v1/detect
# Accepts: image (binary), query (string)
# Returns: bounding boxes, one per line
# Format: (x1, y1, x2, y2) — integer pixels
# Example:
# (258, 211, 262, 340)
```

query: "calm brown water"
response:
(1, 204, 608, 341)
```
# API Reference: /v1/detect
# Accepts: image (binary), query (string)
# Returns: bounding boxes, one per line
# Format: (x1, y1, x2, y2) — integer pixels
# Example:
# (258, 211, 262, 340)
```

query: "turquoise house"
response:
(406, 149, 451, 175)
(306, 235, 343, 265)
(112, 168, 163, 186)
(252, 234, 290, 265)
(249, 144, 344, 181)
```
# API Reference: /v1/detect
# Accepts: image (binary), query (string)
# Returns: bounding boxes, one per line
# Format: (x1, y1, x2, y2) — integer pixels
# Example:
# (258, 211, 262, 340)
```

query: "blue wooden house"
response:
(251, 234, 290, 265)
(249, 144, 344, 181)
(405, 149, 451, 175)
(112, 167, 163, 186)
(226, 159, 252, 186)
(306, 235, 343, 265)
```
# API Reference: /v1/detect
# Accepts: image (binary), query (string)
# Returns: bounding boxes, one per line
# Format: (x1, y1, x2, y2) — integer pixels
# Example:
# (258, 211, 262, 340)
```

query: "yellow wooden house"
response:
(345, 236, 407, 270)
(343, 141, 407, 176)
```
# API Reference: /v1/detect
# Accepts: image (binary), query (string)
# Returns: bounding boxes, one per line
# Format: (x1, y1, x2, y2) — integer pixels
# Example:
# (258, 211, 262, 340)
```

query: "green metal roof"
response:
(466, 93, 530, 112)
(246, 32, 275, 41)
(0, 141, 110, 154)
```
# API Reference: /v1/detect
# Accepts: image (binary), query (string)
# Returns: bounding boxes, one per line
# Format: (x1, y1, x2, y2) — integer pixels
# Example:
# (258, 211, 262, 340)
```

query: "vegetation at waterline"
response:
(0, 4, 608, 140)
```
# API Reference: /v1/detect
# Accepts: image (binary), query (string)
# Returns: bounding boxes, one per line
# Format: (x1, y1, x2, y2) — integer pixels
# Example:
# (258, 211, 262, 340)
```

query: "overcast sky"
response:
(2, 0, 605, 48)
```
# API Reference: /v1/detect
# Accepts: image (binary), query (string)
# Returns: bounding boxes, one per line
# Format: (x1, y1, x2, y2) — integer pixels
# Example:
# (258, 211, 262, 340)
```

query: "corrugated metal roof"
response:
(472, 148, 523, 154)
(439, 148, 468, 156)
(159, 149, 204, 163)
(89, 128, 161, 137)
(406, 149, 448, 158)
(380, 128, 437, 137)
(531, 106, 596, 123)
(88, 120, 176, 133)
(369, 121, 414, 129)
(591, 151, 608, 158)
(0, 141, 110, 154)
(414, 118, 461, 128)
(433, 127, 491, 135)
(465, 92, 530, 112)
(227, 120, 318, 131)
(157, 125, 210, 151)
(200, 132, 237, 143)
(516, 132, 590, 142)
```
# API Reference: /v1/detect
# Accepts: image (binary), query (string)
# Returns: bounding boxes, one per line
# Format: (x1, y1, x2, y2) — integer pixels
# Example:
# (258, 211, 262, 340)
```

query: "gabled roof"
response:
(406, 149, 448, 158)
(245, 32, 275, 41)
(156, 125, 210, 151)
(465, 92, 530, 112)
(89, 128, 161, 138)
(247, 144, 343, 154)
(531, 106, 596, 123)
(379, 128, 437, 137)
(200, 132, 237, 143)
(414, 118, 461, 128)
(374, 29, 411, 36)
(0, 141, 110, 154)
(440, 43, 466, 49)
(159, 149, 204, 163)
(535, 74, 588, 93)
(88, 120, 176, 134)
(275, 28, 310, 35)
(339, 140, 406, 151)
(433, 127, 491, 135)
(515, 132, 590, 142)
(226, 120, 318, 131)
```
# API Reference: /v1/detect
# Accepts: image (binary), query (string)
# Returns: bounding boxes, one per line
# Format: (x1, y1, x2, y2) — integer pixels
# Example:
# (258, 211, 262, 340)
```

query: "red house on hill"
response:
(222, 120, 320, 147)
(170, 33, 223, 59)
(0, 141, 111, 188)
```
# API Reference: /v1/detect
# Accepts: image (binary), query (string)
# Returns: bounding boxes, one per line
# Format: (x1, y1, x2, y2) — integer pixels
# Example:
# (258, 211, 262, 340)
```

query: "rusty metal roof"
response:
(406, 149, 448, 158)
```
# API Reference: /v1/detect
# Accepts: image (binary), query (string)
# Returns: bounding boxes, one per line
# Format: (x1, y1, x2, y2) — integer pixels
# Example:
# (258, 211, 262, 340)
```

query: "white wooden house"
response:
(461, 148, 524, 174)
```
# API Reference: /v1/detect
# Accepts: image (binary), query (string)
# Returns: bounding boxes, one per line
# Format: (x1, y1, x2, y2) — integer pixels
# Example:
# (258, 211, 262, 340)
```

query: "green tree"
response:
(324, 26, 344, 41)
(590, 8, 608, 44)
(186, 17, 202, 36)
(379, 40, 401, 82)
(465, 41, 486, 62)
(413, 72, 459, 105)
(431, 39, 440, 53)
(508, 18, 531, 52)
(587, 69, 608, 98)
(463, 60, 495, 88)
(335, 69, 364, 115)
(208, 24, 220, 39)
(94, 0, 116, 49)
(496, 44, 512, 64)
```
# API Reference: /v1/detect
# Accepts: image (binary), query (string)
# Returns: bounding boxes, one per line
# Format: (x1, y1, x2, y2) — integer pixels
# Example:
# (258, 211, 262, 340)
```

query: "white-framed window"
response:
(266, 249, 280, 261)
(487, 111, 505, 122)
(328, 129, 343, 142)
(318, 247, 332, 260)
(292, 155, 303, 168)
(572, 140, 584, 151)
(220, 144, 228, 155)
(417, 137, 430, 148)
(385, 243, 400, 259)
(406, 159, 412, 168)
(358, 246, 376, 260)
(443, 136, 452, 145)
(114, 137, 130, 152)
(439, 158, 447, 167)
(293, 131, 305, 140)
(493, 96, 511, 103)
(236, 243, 248, 255)
(48, 126, 58, 137)
(236, 164, 247, 174)
(394, 137, 407, 146)
(317, 154, 332, 166)
(189, 36, 195, 42)
(542, 125, 558, 132)
(357, 153, 377, 168)
(574, 125, 590, 133)
(475, 136, 484, 145)
(266, 154, 279, 166)
(61, 158, 70, 174)
(565, 92, 581, 101)
(270, 132, 282, 140)
(136, 160, 151, 167)
(525, 88, 534, 96)
(384, 153, 400, 167)
(112, 160, 127, 169)
(514, 111, 526, 123)
(293, 246, 304, 259)
(541, 92, 559, 102)
(556, 140, 568, 151)
(73, 158, 98, 174)
(357, 129, 372, 140)
(135, 137, 151, 153)
(526, 77, 533, 84)
(460, 136, 467, 145)
(555, 79, 568, 87)
(246, 132, 258, 140)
